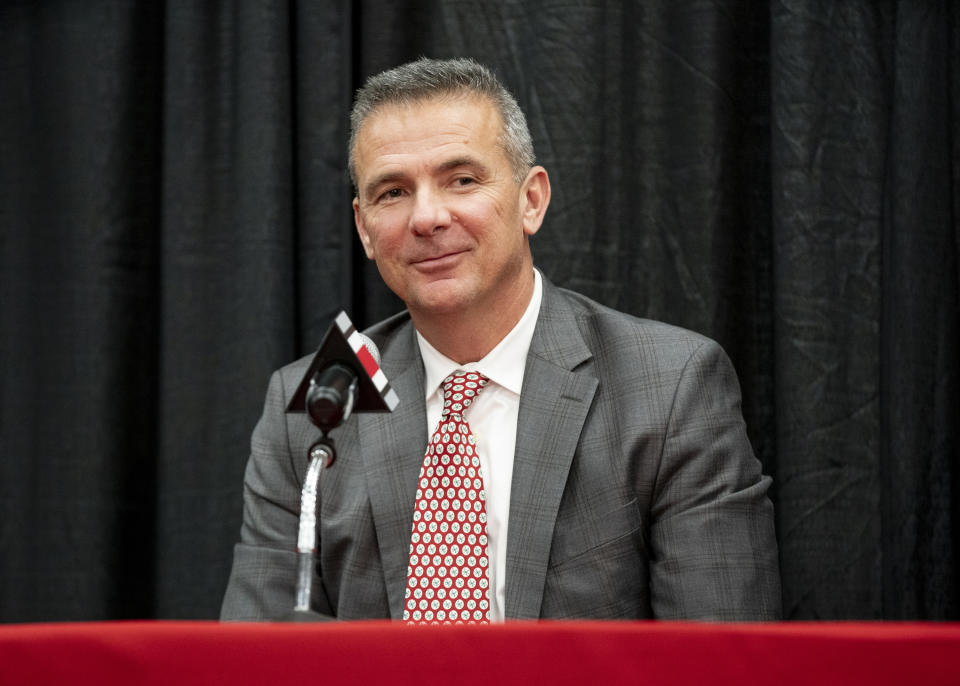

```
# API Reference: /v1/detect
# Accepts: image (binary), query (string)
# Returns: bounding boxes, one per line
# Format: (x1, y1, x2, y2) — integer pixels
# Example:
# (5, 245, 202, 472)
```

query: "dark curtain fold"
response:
(1, 0, 957, 621)
(770, 0, 960, 619)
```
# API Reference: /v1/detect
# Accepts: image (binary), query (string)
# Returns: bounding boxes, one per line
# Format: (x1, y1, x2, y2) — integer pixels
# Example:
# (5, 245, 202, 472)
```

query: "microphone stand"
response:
(287, 437, 337, 621)
(284, 370, 357, 621)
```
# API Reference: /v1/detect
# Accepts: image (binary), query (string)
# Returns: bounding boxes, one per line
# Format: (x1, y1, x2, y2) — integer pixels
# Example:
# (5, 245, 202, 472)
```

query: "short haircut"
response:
(348, 57, 536, 189)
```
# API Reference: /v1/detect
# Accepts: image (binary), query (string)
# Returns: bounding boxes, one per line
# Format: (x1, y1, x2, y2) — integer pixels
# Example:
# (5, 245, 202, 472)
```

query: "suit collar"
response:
(528, 276, 593, 370)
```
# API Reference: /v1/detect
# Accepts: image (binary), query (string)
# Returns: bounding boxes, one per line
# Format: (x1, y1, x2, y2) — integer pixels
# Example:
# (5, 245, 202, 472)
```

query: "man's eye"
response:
(380, 188, 403, 201)
(455, 177, 475, 187)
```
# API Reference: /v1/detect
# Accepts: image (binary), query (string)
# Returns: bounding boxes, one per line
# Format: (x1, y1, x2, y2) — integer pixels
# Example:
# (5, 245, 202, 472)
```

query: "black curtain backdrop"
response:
(1, 0, 957, 621)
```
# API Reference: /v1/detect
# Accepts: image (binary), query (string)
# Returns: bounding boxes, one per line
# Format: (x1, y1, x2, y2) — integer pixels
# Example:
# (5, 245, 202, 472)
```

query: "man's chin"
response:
(406, 279, 473, 316)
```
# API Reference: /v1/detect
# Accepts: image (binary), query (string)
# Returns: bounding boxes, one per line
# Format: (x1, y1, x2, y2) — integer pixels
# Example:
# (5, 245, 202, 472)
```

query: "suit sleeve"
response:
(220, 369, 333, 621)
(648, 340, 782, 620)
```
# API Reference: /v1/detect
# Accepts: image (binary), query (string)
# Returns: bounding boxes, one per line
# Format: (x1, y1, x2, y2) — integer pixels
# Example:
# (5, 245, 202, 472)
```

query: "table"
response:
(2, 620, 958, 685)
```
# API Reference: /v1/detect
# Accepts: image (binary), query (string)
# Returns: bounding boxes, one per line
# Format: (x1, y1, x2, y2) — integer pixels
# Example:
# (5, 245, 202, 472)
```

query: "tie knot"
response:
(441, 371, 489, 417)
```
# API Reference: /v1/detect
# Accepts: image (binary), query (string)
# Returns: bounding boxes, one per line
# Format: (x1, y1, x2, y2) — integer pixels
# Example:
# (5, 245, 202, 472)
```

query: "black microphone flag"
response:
(286, 311, 399, 416)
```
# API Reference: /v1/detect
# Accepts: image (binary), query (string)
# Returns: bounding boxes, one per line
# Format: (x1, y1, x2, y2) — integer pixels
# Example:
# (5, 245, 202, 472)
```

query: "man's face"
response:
(352, 94, 547, 321)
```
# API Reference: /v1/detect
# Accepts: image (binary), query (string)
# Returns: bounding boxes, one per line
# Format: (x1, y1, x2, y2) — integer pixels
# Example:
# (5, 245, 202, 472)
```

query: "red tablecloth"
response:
(1, 620, 958, 686)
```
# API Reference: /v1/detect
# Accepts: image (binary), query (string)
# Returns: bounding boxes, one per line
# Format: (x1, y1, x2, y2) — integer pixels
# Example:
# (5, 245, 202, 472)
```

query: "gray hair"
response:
(348, 57, 535, 189)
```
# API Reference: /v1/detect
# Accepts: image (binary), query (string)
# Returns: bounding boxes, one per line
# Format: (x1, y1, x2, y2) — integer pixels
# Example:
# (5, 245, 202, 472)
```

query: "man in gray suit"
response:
(221, 58, 781, 622)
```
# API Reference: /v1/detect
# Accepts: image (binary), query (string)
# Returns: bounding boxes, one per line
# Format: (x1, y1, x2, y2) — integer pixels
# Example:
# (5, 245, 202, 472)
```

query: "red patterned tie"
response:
(404, 371, 491, 624)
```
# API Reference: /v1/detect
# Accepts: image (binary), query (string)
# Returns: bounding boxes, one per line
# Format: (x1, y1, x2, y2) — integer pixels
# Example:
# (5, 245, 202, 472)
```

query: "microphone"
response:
(283, 311, 399, 620)
(287, 311, 399, 434)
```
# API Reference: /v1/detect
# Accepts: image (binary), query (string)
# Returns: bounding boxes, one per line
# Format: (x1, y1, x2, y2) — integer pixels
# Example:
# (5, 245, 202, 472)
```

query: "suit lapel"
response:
(505, 280, 598, 619)
(357, 322, 426, 619)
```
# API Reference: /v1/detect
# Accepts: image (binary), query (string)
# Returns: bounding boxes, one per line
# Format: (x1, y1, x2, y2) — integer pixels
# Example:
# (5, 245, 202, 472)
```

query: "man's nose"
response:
(408, 187, 452, 235)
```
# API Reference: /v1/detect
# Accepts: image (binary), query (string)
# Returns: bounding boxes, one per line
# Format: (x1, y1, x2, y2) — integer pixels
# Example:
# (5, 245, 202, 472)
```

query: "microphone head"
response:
(305, 363, 358, 431)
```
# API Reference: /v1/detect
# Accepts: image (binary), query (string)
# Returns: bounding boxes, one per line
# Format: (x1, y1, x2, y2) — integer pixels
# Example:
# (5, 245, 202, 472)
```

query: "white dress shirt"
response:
(415, 269, 543, 621)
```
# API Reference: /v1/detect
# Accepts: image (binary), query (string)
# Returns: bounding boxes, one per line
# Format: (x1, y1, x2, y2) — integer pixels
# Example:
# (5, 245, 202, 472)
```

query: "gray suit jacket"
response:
(221, 278, 781, 621)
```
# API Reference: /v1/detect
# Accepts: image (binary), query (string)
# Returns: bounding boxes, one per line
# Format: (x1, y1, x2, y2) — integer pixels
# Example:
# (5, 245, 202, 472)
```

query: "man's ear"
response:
(520, 166, 551, 237)
(353, 197, 375, 259)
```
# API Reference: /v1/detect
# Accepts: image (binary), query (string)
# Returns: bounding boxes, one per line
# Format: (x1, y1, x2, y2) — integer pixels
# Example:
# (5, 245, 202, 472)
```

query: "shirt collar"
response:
(417, 269, 543, 400)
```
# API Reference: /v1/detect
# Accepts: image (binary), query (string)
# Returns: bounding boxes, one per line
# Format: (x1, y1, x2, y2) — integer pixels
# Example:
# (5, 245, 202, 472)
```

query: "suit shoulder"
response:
(555, 287, 719, 361)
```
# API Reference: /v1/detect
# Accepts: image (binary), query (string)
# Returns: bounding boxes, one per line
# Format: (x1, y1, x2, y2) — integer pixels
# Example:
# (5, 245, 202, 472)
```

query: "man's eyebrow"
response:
(438, 156, 489, 175)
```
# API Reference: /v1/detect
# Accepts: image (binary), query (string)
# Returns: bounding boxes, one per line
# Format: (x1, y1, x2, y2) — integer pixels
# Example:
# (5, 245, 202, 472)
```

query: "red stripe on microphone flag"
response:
(356, 345, 380, 378)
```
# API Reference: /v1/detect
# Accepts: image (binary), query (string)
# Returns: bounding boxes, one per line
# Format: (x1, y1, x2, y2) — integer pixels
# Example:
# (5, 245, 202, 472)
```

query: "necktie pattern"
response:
(404, 371, 491, 624)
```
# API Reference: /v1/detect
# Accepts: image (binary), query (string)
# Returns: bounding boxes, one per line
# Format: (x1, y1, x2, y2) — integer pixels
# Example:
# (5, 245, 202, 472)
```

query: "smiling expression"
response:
(352, 94, 547, 327)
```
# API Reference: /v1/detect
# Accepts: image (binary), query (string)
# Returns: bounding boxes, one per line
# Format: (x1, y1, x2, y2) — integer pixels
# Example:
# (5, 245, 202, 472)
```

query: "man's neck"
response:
(411, 271, 536, 365)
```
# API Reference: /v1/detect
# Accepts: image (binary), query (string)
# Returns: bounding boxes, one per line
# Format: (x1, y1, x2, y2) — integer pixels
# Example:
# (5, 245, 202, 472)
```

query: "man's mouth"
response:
(411, 250, 467, 271)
